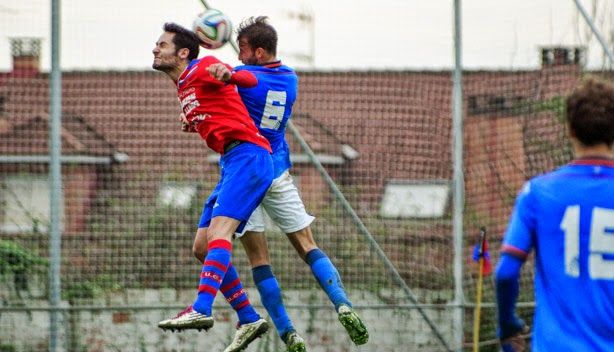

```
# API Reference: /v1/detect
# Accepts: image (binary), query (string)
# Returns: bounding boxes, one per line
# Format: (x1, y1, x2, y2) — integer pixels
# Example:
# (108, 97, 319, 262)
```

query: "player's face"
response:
(152, 32, 181, 72)
(238, 38, 258, 65)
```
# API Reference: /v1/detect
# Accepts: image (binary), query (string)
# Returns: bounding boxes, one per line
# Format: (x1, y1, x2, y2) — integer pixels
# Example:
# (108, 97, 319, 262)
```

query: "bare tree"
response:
(574, 0, 614, 69)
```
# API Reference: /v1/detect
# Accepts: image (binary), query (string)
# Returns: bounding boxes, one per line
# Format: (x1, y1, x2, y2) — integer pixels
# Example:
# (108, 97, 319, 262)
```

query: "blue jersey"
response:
(234, 62, 298, 178)
(501, 158, 614, 352)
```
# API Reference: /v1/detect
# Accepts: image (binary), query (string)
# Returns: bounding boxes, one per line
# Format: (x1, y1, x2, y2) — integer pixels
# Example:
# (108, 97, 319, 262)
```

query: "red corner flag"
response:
(472, 227, 493, 276)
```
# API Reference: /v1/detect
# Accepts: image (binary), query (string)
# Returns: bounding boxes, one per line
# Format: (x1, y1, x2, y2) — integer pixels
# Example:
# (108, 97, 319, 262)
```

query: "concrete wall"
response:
(0, 281, 455, 352)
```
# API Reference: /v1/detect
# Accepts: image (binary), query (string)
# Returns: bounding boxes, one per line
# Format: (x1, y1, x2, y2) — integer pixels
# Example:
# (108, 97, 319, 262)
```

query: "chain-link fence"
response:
(1, 1, 612, 351)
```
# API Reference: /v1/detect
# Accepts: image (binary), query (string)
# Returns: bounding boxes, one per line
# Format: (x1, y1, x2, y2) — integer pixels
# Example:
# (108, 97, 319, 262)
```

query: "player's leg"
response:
(287, 228, 352, 309)
(192, 226, 208, 262)
(195, 211, 269, 352)
(157, 218, 240, 332)
(196, 143, 272, 318)
(191, 216, 237, 313)
(287, 227, 368, 345)
(229, 205, 305, 352)
(158, 185, 222, 332)
(210, 144, 273, 351)
(262, 171, 349, 309)
(159, 144, 272, 340)
(264, 172, 368, 345)
(191, 227, 261, 326)
(182, 217, 271, 351)
(240, 231, 302, 346)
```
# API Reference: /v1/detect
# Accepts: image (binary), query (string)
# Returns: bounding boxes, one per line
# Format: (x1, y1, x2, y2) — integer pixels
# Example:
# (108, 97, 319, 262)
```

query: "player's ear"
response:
(255, 47, 266, 60)
(177, 47, 190, 60)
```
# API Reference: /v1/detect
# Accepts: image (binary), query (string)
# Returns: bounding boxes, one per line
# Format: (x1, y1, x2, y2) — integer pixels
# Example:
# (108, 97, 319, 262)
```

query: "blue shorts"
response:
(198, 143, 273, 233)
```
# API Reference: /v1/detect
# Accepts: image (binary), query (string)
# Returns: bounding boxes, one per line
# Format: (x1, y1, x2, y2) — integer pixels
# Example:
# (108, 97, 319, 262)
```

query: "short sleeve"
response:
(501, 181, 536, 260)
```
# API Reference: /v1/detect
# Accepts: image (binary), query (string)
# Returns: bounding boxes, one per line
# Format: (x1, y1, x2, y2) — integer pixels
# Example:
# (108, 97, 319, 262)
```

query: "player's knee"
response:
(247, 253, 270, 268)
(288, 227, 318, 260)
(192, 228, 209, 262)
(206, 228, 233, 242)
(192, 244, 207, 262)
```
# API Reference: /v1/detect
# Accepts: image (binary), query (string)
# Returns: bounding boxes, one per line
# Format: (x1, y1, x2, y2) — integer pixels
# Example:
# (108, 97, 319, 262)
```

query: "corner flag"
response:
(472, 228, 492, 276)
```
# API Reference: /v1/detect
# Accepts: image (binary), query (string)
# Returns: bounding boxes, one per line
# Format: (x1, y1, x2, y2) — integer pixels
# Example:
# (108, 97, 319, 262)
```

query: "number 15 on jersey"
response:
(561, 206, 614, 279)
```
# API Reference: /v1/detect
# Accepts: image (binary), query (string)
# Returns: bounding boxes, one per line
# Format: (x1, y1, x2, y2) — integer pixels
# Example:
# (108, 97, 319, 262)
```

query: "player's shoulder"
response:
(235, 63, 296, 75)
(186, 57, 215, 72)
(273, 64, 297, 76)
(519, 167, 564, 196)
(527, 166, 567, 188)
(274, 64, 296, 73)
(524, 163, 594, 195)
(538, 161, 614, 181)
(233, 64, 254, 72)
(200, 55, 223, 65)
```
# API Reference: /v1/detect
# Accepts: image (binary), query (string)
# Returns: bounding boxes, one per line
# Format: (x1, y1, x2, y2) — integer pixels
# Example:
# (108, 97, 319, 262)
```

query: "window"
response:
(379, 180, 450, 219)
(1, 175, 51, 233)
(158, 182, 197, 209)
(467, 94, 527, 116)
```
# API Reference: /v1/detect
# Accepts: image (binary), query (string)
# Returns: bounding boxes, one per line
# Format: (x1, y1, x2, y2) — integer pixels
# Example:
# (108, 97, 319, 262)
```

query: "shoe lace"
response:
(235, 321, 256, 330)
(176, 305, 193, 318)
(287, 333, 297, 343)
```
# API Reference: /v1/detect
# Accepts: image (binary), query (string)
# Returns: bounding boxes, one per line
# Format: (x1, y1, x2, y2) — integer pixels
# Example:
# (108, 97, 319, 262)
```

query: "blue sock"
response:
(220, 263, 260, 325)
(253, 265, 294, 339)
(306, 248, 351, 311)
(192, 239, 231, 315)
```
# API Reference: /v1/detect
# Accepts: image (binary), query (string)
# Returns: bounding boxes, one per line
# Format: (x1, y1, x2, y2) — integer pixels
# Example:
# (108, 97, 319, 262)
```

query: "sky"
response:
(0, 0, 612, 71)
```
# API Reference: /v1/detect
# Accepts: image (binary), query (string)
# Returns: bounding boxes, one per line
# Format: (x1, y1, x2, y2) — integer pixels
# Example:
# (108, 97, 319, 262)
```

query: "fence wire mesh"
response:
(0, 1, 613, 351)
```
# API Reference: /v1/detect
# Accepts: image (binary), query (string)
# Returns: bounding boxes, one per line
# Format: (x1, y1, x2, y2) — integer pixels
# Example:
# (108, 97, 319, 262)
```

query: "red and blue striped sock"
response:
(192, 239, 232, 316)
(220, 263, 260, 325)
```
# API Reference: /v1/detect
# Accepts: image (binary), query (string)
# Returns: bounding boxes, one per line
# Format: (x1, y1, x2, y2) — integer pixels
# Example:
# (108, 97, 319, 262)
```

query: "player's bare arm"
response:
(207, 63, 258, 88)
(207, 63, 232, 82)
(180, 112, 197, 133)
(500, 324, 529, 352)
(500, 334, 526, 352)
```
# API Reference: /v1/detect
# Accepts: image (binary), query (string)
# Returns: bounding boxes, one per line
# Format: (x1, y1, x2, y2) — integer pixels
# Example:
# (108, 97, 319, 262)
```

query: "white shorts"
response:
(235, 171, 315, 238)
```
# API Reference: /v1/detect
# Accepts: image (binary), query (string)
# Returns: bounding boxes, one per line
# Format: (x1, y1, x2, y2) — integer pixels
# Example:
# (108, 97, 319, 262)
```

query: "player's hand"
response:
(207, 63, 232, 82)
(180, 113, 197, 133)
(499, 324, 530, 352)
(500, 333, 526, 352)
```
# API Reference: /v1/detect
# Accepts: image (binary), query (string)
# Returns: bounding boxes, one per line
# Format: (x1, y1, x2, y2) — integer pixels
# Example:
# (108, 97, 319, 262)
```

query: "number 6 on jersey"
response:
(260, 90, 286, 130)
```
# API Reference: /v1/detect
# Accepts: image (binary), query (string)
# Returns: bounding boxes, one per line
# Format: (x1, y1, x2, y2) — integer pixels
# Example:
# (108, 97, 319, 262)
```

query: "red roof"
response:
(0, 67, 584, 217)
(0, 65, 592, 289)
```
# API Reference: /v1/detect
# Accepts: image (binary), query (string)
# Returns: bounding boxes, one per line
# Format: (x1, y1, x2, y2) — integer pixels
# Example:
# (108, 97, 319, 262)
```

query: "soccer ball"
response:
(192, 9, 233, 50)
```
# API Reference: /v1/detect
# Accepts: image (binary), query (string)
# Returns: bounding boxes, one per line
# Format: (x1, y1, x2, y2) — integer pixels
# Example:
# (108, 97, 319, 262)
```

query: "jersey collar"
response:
(569, 156, 614, 167)
(176, 59, 200, 87)
(262, 60, 282, 68)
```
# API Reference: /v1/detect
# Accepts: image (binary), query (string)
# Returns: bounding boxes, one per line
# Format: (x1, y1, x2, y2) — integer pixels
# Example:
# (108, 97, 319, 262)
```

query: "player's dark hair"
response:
(237, 16, 277, 56)
(566, 77, 614, 147)
(163, 22, 200, 61)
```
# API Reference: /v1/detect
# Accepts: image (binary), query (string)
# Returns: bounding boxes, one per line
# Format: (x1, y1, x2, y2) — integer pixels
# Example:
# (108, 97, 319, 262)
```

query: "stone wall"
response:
(1, 283, 455, 352)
